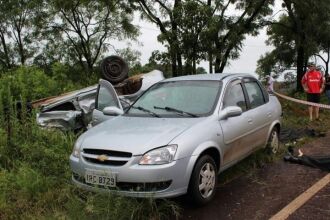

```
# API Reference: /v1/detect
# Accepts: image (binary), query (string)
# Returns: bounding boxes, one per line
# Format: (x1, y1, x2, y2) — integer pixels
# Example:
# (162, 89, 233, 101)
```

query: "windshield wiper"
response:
(154, 106, 198, 117)
(131, 106, 161, 118)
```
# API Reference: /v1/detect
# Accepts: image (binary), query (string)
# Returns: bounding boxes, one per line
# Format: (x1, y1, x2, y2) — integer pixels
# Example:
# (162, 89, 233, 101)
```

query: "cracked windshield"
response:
(128, 80, 222, 117)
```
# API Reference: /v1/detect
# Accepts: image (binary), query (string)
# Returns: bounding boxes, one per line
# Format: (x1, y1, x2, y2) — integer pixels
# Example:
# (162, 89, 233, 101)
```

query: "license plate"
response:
(85, 171, 116, 187)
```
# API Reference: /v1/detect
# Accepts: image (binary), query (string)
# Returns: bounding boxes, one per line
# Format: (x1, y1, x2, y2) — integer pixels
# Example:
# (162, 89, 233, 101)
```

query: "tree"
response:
(178, 1, 210, 74)
(256, 15, 297, 78)
(0, 0, 45, 67)
(48, 0, 138, 74)
(258, 0, 330, 90)
(200, 0, 274, 73)
(116, 47, 141, 70)
(137, 0, 274, 76)
(316, 43, 330, 76)
(115, 47, 143, 76)
(0, 23, 13, 70)
(314, 20, 330, 76)
(137, 0, 183, 77)
(147, 50, 172, 77)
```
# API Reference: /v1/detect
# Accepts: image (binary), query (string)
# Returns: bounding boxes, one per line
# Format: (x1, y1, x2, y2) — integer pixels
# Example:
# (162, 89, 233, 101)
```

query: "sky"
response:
(109, 1, 284, 77)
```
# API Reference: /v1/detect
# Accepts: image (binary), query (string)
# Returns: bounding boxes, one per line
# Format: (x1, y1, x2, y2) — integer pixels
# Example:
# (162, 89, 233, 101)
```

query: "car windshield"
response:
(127, 80, 222, 117)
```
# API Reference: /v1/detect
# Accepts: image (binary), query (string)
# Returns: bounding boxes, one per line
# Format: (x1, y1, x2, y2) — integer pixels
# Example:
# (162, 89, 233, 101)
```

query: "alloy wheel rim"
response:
(198, 162, 216, 198)
(271, 131, 279, 154)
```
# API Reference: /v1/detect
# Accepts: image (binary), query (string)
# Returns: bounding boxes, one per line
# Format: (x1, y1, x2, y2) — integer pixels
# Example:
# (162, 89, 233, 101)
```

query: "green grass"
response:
(0, 112, 180, 220)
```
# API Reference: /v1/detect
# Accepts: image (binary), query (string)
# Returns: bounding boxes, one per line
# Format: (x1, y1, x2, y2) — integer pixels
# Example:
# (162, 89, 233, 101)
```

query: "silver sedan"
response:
(70, 73, 282, 205)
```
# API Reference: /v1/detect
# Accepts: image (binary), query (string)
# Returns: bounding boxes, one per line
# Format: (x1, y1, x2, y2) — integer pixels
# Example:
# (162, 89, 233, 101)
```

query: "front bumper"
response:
(70, 154, 194, 198)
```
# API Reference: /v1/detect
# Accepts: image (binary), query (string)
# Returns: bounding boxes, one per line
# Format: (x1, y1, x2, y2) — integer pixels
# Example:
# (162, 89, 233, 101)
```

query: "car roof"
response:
(162, 73, 258, 82)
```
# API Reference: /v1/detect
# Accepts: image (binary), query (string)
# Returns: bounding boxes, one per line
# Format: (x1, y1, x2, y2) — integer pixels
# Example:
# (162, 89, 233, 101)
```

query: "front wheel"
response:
(266, 128, 280, 154)
(188, 155, 218, 206)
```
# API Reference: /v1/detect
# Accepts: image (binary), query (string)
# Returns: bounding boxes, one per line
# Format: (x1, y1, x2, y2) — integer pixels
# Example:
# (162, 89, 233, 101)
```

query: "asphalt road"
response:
(179, 132, 330, 220)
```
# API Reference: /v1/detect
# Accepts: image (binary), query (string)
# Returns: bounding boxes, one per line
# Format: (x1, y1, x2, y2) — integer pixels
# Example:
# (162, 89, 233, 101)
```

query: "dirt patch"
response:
(180, 132, 330, 220)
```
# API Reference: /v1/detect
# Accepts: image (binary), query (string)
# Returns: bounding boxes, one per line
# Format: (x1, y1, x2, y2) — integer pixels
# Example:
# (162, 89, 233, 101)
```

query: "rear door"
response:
(242, 78, 270, 147)
(91, 79, 123, 126)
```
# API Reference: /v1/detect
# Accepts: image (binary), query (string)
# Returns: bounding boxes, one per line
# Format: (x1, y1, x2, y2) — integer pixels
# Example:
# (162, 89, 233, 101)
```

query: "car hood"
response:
(80, 115, 204, 155)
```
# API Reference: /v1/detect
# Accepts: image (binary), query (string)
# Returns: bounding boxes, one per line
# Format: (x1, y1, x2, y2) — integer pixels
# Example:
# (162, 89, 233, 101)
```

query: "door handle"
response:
(267, 112, 272, 117)
(248, 118, 253, 124)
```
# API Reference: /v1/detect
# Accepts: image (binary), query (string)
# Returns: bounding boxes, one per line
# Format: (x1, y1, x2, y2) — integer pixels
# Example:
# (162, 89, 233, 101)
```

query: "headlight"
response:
(72, 143, 80, 158)
(72, 138, 83, 158)
(139, 145, 177, 165)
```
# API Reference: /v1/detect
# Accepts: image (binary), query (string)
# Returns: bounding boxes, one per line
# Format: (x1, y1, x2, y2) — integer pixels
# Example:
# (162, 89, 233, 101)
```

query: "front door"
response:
(91, 79, 123, 126)
(220, 80, 255, 166)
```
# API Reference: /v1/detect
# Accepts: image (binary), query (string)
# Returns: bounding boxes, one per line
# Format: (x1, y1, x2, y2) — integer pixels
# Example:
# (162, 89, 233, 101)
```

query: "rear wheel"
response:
(188, 155, 217, 206)
(266, 128, 279, 154)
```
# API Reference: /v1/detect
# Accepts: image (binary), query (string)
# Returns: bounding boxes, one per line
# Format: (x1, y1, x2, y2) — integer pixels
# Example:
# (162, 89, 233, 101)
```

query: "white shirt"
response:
(267, 76, 274, 92)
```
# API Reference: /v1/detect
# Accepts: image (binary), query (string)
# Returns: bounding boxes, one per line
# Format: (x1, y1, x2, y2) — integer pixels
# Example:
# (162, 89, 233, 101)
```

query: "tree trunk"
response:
(87, 62, 94, 74)
(326, 47, 329, 76)
(219, 45, 233, 73)
(193, 57, 196, 74)
(0, 33, 11, 68)
(171, 49, 177, 77)
(214, 57, 221, 73)
(177, 52, 182, 76)
(207, 0, 212, 74)
(17, 30, 25, 65)
(296, 45, 305, 91)
(85, 55, 94, 74)
(208, 51, 213, 73)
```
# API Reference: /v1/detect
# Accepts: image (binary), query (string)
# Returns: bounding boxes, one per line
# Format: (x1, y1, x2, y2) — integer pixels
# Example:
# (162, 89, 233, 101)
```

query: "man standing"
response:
(301, 63, 325, 121)
(265, 75, 274, 93)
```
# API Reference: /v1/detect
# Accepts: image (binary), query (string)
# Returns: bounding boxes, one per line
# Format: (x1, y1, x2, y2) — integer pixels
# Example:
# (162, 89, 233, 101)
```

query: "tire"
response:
(100, 56, 128, 84)
(188, 155, 218, 206)
(266, 128, 280, 154)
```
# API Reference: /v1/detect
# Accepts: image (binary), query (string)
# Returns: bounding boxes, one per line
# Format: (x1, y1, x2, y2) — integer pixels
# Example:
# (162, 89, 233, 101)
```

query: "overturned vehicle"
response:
(35, 56, 165, 130)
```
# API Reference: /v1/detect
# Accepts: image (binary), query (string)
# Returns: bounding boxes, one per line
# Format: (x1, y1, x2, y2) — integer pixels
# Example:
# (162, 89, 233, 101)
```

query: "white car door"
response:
(91, 79, 123, 126)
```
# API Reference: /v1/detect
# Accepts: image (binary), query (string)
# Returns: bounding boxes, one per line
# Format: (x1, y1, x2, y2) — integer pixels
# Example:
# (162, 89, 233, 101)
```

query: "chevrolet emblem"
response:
(97, 154, 108, 162)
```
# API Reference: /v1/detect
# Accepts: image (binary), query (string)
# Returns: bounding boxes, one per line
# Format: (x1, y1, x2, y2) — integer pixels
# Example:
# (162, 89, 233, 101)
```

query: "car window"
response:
(244, 81, 265, 109)
(223, 83, 247, 111)
(96, 85, 119, 111)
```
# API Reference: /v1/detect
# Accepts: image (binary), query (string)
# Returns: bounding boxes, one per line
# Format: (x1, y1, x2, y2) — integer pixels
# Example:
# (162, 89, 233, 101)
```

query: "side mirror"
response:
(219, 106, 242, 120)
(103, 106, 124, 116)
